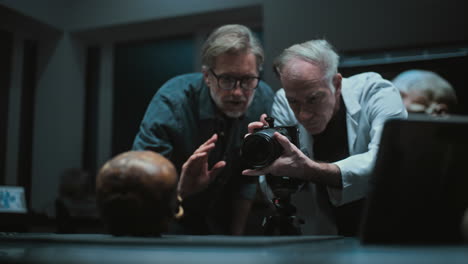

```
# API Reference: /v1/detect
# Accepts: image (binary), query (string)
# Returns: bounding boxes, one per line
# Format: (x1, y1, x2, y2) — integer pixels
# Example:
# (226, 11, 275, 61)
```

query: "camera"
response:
(240, 117, 302, 192)
(241, 117, 298, 169)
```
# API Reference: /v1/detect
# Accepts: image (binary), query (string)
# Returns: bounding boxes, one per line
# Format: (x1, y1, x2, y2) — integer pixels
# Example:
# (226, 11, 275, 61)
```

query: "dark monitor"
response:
(360, 114, 468, 244)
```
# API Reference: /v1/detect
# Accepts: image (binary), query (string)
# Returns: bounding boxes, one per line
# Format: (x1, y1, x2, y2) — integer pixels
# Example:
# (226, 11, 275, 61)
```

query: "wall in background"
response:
(112, 36, 195, 156)
(1, 0, 263, 31)
(0, 29, 13, 185)
(263, 0, 468, 89)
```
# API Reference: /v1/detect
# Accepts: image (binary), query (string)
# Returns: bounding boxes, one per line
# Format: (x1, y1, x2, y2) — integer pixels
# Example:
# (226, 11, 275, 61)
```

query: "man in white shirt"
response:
(243, 39, 407, 235)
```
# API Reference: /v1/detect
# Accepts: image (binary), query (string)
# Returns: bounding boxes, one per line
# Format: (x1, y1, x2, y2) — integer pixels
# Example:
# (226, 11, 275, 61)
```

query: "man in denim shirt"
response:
(133, 24, 274, 235)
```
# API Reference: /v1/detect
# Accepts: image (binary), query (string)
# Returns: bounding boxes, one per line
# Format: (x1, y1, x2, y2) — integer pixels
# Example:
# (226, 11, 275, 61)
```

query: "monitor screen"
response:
(0, 186, 27, 214)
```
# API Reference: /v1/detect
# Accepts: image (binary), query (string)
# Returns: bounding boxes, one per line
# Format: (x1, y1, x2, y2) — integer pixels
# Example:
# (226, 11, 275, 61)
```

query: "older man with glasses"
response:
(132, 24, 274, 235)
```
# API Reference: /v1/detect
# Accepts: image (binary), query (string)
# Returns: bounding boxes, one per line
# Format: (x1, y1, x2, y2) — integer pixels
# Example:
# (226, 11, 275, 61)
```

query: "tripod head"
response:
(263, 174, 305, 236)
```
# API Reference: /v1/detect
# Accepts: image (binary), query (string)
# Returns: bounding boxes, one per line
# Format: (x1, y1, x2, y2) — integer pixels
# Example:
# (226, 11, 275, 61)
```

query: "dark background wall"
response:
(263, 0, 468, 89)
(0, 29, 13, 185)
(112, 36, 195, 155)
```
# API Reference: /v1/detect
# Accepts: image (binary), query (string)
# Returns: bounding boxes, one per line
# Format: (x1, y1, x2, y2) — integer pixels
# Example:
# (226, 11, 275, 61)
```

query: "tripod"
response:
(262, 191, 304, 236)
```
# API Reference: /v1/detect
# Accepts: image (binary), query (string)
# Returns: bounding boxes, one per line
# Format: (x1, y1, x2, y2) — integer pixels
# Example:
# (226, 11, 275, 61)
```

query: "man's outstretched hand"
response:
(178, 134, 226, 198)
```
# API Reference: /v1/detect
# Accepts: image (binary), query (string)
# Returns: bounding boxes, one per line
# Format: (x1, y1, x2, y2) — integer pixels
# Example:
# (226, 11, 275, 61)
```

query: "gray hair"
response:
(273, 39, 340, 89)
(392, 69, 457, 108)
(201, 24, 264, 71)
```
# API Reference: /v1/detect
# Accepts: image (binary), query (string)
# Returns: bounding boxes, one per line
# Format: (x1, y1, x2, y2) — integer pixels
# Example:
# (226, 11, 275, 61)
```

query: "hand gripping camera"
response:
(241, 116, 297, 169)
(240, 116, 302, 192)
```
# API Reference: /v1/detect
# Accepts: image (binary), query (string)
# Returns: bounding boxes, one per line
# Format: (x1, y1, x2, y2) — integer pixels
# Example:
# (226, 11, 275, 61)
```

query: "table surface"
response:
(0, 233, 467, 264)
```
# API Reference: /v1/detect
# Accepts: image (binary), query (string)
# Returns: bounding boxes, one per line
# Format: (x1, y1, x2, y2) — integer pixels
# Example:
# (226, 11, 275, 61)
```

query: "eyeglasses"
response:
(209, 68, 260, 91)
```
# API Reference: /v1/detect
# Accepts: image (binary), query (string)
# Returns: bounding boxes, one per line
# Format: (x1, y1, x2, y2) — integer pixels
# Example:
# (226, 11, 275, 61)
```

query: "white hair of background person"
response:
(392, 69, 457, 114)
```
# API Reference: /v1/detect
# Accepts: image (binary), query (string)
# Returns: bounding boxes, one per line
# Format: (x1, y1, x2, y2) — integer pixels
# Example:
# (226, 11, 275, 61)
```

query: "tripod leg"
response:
(263, 216, 280, 236)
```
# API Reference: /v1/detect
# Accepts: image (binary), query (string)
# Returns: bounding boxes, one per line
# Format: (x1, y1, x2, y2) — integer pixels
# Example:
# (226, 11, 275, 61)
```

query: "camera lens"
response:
(241, 128, 282, 169)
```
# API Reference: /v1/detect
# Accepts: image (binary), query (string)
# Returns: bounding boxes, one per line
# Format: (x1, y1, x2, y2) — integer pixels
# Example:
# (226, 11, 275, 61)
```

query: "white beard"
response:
(209, 87, 255, 118)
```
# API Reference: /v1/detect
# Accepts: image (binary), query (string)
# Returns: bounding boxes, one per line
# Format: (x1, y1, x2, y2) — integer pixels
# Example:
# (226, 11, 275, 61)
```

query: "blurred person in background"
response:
(392, 69, 457, 115)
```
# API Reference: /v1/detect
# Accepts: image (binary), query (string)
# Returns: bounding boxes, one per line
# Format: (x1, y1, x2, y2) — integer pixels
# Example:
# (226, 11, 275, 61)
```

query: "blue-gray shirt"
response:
(133, 73, 274, 234)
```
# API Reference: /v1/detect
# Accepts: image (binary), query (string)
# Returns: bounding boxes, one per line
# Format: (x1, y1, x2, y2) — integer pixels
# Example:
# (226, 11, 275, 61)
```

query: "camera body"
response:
(240, 117, 302, 193)
(241, 125, 298, 169)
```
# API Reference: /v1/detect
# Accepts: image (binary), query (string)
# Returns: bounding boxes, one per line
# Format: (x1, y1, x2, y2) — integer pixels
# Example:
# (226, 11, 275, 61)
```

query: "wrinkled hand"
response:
(178, 134, 226, 199)
(242, 132, 310, 179)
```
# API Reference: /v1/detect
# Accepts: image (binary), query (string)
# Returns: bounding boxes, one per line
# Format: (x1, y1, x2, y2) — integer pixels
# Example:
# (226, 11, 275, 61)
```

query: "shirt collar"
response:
(341, 77, 361, 117)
